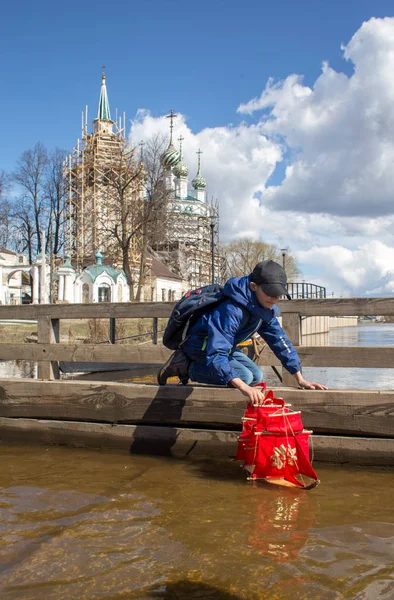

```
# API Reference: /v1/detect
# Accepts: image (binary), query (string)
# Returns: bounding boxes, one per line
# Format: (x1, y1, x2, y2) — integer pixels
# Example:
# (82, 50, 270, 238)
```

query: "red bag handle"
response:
(254, 382, 267, 390)
(262, 389, 285, 407)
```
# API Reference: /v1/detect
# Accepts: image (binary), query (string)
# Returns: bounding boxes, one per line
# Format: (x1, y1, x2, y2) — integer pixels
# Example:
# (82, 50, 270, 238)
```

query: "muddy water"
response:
(0, 443, 393, 600)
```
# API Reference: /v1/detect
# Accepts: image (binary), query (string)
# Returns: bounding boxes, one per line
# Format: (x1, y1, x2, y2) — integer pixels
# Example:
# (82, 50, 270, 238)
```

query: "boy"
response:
(158, 260, 327, 404)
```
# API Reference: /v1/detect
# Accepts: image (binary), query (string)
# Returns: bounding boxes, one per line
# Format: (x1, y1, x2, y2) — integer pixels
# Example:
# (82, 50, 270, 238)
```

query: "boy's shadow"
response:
(129, 384, 194, 456)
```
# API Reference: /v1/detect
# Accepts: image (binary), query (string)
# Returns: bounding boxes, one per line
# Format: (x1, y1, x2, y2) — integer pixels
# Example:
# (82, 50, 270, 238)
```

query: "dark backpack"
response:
(162, 284, 248, 350)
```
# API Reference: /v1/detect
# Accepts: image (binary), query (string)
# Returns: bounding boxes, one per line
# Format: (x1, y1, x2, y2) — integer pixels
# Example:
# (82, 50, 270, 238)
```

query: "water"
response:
(0, 443, 393, 599)
(299, 323, 394, 389)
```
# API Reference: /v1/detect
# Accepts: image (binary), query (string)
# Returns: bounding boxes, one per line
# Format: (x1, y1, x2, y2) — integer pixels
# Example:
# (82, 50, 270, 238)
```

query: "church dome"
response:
(173, 159, 188, 178)
(161, 143, 181, 167)
(192, 172, 206, 190)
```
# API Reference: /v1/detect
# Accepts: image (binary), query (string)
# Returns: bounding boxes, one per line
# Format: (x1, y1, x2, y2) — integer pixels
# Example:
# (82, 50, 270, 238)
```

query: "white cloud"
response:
(239, 17, 394, 218)
(129, 111, 282, 238)
(296, 241, 394, 296)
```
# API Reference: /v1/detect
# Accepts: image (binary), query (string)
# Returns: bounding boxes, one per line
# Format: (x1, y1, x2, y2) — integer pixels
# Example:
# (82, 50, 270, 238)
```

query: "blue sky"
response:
(1, 0, 392, 173)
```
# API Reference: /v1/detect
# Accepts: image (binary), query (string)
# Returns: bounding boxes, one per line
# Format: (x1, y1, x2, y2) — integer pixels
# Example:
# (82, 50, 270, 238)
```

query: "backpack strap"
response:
(180, 300, 250, 348)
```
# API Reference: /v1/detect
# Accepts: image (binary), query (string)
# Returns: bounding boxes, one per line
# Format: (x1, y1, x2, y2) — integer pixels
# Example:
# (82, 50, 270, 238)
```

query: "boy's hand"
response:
(294, 372, 328, 390)
(229, 378, 266, 405)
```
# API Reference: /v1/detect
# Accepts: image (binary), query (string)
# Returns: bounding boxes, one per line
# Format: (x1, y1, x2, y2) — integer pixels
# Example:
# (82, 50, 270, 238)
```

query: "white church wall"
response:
(153, 277, 183, 302)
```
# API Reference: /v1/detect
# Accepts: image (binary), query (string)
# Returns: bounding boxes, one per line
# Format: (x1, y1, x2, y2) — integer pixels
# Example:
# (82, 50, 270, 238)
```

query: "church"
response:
(0, 73, 220, 305)
(59, 72, 220, 303)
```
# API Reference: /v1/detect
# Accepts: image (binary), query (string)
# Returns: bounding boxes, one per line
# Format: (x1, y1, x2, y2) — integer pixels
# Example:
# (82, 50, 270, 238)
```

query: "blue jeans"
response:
(188, 349, 264, 386)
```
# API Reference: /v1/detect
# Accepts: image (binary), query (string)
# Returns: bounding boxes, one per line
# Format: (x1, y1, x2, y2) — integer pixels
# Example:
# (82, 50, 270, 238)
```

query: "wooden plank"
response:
(0, 301, 174, 320)
(281, 313, 300, 386)
(0, 379, 246, 428)
(37, 316, 60, 380)
(257, 345, 394, 368)
(0, 342, 172, 363)
(1, 297, 394, 320)
(277, 297, 394, 317)
(275, 388, 394, 438)
(310, 436, 394, 466)
(0, 418, 239, 459)
(4, 341, 394, 369)
(0, 417, 392, 465)
(0, 379, 393, 437)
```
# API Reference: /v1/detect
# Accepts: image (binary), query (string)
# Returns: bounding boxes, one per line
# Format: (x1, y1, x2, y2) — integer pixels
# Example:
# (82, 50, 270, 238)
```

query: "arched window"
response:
(82, 283, 90, 303)
(98, 283, 111, 303)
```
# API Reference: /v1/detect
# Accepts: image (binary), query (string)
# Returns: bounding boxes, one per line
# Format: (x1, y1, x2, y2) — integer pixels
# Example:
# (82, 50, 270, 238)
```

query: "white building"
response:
(54, 251, 182, 304)
(0, 248, 32, 305)
(148, 253, 183, 301)
(55, 252, 130, 303)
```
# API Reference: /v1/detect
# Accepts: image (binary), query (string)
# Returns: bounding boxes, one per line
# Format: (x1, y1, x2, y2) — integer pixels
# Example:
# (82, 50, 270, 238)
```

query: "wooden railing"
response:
(0, 299, 393, 464)
(0, 297, 393, 384)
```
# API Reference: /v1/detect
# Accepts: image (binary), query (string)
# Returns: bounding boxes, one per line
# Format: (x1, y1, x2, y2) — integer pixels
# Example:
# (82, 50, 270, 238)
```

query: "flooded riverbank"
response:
(0, 442, 393, 599)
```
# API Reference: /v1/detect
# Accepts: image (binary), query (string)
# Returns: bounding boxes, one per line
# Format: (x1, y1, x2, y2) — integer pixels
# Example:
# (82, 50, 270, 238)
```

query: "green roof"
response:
(97, 75, 111, 121)
(84, 252, 122, 283)
(84, 264, 122, 283)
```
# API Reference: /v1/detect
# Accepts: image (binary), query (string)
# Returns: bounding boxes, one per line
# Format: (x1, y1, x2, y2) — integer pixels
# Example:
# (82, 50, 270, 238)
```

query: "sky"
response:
(2, 0, 394, 297)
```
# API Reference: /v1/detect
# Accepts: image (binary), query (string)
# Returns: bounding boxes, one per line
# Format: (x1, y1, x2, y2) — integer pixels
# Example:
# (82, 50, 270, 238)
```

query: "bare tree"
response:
(0, 170, 10, 198)
(98, 146, 144, 299)
(98, 135, 171, 300)
(0, 170, 12, 248)
(11, 197, 36, 264)
(135, 134, 171, 300)
(13, 143, 48, 255)
(44, 148, 69, 256)
(222, 237, 300, 281)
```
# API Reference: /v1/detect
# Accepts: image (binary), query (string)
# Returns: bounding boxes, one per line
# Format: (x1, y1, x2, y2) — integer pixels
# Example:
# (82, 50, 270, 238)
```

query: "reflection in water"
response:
(247, 491, 313, 563)
(0, 444, 392, 599)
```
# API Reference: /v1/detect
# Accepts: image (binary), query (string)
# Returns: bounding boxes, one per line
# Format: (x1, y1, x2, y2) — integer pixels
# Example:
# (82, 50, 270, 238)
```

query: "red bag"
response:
(236, 387, 319, 489)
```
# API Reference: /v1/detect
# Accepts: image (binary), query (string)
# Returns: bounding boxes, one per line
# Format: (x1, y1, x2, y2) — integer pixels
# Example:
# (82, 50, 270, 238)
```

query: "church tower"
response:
(65, 71, 144, 269)
(154, 114, 220, 288)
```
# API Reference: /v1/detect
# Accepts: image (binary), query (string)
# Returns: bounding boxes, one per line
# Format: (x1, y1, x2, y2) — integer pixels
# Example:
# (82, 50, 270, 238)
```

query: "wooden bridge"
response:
(0, 298, 393, 466)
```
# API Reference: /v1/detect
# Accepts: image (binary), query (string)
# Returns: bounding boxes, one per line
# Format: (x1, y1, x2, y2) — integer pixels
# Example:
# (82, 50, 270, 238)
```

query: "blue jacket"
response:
(182, 275, 301, 384)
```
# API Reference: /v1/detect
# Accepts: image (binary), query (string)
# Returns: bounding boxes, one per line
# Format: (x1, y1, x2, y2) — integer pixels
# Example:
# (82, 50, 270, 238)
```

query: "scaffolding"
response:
(65, 107, 145, 272)
(64, 79, 222, 293)
(154, 196, 221, 288)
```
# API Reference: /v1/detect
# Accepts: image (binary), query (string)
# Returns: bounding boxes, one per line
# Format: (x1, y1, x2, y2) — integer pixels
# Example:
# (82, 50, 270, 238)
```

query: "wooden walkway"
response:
(0, 298, 393, 465)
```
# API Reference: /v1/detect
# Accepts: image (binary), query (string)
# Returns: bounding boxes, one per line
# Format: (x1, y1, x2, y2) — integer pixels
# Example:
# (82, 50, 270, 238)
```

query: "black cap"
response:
(251, 260, 291, 299)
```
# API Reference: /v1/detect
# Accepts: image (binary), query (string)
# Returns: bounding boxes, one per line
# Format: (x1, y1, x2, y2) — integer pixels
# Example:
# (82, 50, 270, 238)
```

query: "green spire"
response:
(97, 68, 111, 121)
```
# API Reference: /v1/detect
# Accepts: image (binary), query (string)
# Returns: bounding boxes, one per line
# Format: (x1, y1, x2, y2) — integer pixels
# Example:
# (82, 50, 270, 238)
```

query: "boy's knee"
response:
(242, 370, 254, 386)
(253, 370, 264, 385)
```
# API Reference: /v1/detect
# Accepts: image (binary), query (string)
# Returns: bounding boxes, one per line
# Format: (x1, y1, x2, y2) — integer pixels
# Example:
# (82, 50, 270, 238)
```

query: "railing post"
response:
(281, 312, 301, 386)
(109, 318, 116, 344)
(37, 316, 60, 380)
(152, 317, 158, 345)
